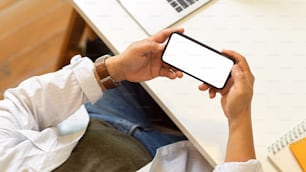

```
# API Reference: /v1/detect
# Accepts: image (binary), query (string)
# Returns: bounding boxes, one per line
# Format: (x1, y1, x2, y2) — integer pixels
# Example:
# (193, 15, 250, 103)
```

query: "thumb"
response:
(231, 64, 245, 85)
(231, 64, 242, 76)
(139, 39, 163, 54)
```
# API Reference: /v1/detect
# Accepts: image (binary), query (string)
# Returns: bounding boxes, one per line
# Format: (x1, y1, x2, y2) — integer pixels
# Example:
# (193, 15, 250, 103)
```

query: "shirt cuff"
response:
(69, 55, 103, 103)
(214, 159, 264, 172)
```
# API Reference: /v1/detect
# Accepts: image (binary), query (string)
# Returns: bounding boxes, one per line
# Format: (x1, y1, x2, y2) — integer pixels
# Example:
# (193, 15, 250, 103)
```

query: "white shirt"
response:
(0, 56, 263, 172)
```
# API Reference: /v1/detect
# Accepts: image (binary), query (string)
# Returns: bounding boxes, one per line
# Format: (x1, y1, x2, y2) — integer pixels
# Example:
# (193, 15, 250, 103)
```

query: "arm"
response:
(1, 56, 101, 130)
(0, 56, 101, 171)
(0, 28, 185, 171)
(1, 27, 184, 132)
(219, 50, 256, 162)
(199, 50, 262, 170)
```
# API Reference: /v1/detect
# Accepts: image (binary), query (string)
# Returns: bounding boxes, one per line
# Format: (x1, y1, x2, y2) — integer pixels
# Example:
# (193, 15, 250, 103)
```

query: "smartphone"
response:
(161, 32, 235, 89)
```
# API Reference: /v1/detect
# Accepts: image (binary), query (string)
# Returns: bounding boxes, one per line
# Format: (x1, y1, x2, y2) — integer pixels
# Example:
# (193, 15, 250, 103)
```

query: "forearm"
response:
(225, 110, 256, 162)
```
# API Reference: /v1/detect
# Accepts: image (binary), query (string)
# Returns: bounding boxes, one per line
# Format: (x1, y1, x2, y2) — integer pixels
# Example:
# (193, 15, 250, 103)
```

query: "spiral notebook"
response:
(267, 119, 306, 172)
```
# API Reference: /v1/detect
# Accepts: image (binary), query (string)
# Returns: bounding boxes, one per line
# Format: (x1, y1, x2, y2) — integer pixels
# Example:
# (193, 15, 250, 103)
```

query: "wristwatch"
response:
(94, 54, 119, 90)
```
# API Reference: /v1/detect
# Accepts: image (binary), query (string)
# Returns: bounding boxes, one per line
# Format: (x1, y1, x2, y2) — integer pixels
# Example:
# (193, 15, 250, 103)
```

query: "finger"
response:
(231, 64, 244, 80)
(175, 71, 183, 78)
(222, 49, 255, 85)
(209, 88, 217, 98)
(149, 28, 184, 43)
(135, 39, 162, 55)
(230, 64, 249, 88)
(159, 67, 179, 79)
(169, 68, 183, 78)
(221, 49, 251, 73)
(162, 63, 183, 77)
(198, 84, 209, 91)
(219, 74, 234, 95)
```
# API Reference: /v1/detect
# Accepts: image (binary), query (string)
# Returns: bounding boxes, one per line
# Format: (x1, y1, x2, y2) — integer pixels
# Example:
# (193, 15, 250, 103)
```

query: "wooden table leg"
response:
(57, 9, 86, 69)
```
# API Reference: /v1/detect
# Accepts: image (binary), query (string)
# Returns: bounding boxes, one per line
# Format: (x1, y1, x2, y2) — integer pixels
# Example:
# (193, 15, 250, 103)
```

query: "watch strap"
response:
(95, 55, 119, 90)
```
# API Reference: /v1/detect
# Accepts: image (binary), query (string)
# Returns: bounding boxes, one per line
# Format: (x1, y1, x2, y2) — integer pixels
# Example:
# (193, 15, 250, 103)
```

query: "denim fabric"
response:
(85, 81, 186, 156)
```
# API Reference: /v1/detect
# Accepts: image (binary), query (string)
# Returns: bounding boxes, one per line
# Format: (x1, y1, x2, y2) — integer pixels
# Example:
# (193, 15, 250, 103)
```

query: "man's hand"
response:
(106, 28, 184, 82)
(199, 50, 256, 162)
(198, 50, 254, 120)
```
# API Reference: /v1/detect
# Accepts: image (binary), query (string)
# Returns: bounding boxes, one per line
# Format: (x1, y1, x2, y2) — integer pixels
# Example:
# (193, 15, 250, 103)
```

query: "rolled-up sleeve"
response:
(2, 55, 102, 129)
(0, 55, 102, 171)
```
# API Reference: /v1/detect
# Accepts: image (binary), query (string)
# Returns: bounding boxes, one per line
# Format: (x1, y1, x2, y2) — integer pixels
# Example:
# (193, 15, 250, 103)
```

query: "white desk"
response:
(72, 0, 306, 171)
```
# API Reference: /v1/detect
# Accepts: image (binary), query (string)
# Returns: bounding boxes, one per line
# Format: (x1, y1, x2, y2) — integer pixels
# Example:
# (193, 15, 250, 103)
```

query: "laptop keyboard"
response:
(166, 0, 199, 13)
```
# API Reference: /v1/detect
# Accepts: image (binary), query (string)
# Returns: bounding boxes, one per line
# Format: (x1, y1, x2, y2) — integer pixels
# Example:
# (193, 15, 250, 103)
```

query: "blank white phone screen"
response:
(162, 33, 234, 89)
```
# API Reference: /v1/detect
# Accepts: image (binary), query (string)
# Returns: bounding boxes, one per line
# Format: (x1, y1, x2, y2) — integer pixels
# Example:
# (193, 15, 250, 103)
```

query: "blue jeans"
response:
(85, 81, 186, 157)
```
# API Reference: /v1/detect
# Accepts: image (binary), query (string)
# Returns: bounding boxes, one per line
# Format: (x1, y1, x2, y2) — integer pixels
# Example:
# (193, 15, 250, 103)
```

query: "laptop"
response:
(117, 0, 211, 35)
